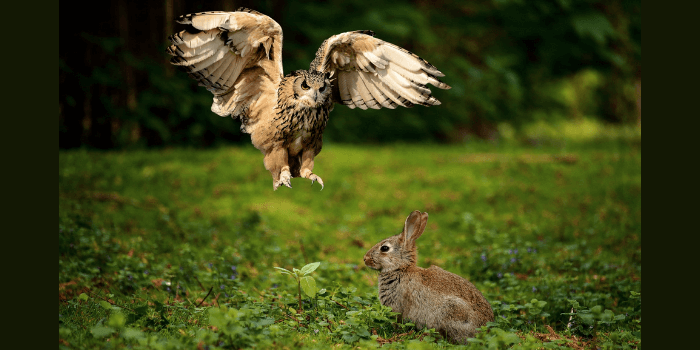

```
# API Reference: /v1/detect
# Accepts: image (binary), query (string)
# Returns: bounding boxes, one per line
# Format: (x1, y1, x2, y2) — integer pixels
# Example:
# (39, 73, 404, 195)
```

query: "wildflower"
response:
(508, 249, 513, 254)
(510, 257, 517, 263)
(532, 287, 537, 292)
(220, 285, 225, 290)
(128, 274, 133, 281)
(272, 283, 279, 288)
(527, 247, 532, 253)
(497, 272, 503, 278)
(144, 270, 149, 275)
(209, 263, 213, 268)
(230, 274, 236, 280)
(231, 266, 237, 272)
(314, 329, 319, 334)
(481, 254, 487, 262)
(514, 249, 518, 254)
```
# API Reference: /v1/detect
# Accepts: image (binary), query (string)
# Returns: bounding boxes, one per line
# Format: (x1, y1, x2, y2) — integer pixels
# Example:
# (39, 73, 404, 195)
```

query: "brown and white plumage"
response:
(167, 8, 450, 190)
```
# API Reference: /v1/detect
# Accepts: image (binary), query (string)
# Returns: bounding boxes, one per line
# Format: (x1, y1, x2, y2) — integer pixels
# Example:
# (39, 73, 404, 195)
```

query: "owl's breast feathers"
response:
(272, 95, 332, 155)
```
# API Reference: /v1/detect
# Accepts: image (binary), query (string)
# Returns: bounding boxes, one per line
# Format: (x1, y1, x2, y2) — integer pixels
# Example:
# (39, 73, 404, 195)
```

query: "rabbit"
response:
(363, 210, 494, 344)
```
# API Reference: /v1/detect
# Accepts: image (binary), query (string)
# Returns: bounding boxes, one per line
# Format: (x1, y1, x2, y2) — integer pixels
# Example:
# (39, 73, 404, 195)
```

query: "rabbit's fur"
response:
(363, 210, 494, 344)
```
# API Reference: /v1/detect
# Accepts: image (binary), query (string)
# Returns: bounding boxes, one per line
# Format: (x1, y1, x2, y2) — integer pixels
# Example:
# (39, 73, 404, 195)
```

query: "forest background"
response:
(59, 0, 641, 149)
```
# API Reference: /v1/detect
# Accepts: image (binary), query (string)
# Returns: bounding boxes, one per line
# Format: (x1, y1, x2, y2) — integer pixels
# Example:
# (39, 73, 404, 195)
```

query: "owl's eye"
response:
(301, 81, 310, 90)
(380, 245, 390, 252)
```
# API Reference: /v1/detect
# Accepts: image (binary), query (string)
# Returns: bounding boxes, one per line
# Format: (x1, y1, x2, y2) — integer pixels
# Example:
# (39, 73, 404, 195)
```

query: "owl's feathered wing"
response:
(166, 8, 283, 119)
(309, 31, 451, 110)
(167, 11, 451, 190)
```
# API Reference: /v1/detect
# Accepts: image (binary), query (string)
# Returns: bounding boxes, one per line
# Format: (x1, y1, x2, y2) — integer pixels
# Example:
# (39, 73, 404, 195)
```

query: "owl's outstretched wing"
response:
(309, 31, 450, 110)
(166, 8, 283, 118)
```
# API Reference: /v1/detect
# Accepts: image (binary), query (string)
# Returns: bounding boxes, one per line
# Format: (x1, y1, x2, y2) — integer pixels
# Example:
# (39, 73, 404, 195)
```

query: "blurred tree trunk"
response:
(58, 55, 85, 149)
(115, 1, 137, 146)
(59, 7, 88, 149)
(85, 44, 114, 149)
(635, 78, 641, 126)
(600, 73, 637, 124)
(164, 0, 175, 77)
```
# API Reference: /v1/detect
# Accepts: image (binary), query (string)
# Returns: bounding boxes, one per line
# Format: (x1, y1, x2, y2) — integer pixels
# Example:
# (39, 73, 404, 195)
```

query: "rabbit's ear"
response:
(401, 211, 429, 246)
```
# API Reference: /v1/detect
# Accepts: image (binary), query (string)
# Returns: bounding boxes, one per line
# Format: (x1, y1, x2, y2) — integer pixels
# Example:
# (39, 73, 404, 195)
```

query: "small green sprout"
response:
(274, 262, 321, 313)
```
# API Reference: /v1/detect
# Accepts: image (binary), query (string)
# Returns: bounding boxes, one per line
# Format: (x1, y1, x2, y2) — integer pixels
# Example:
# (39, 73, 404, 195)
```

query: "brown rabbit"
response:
(363, 210, 494, 344)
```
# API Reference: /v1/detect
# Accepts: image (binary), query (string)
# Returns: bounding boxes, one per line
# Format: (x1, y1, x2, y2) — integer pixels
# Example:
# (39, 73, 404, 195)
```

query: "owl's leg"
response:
(299, 149, 323, 190)
(264, 147, 292, 190)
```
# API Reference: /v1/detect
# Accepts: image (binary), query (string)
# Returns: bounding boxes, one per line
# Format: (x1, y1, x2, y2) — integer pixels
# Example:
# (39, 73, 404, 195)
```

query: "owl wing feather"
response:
(310, 31, 450, 110)
(166, 8, 283, 118)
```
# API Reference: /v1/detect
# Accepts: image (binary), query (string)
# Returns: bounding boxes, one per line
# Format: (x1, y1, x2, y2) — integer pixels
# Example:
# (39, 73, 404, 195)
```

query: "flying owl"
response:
(166, 8, 450, 190)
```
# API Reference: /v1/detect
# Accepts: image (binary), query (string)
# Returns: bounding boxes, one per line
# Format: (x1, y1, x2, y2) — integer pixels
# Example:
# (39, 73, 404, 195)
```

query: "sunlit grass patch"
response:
(59, 133, 640, 349)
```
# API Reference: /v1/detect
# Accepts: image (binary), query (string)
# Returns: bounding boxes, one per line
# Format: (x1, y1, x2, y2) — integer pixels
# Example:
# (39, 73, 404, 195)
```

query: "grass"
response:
(58, 120, 641, 349)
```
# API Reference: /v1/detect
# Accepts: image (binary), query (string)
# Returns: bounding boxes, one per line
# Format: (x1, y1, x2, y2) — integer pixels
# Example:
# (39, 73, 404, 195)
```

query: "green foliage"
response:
(59, 129, 640, 348)
(563, 297, 633, 338)
(208, 305, 277, 348)
(275, 262, 322, 312)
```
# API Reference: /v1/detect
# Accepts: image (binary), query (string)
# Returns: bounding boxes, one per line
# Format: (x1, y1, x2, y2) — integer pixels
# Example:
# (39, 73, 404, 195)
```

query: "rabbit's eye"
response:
(380, 245, 390, 252)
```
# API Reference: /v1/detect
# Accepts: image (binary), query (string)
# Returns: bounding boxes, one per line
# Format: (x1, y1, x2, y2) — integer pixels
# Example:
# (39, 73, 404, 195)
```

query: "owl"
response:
(167, 8, 450, 190)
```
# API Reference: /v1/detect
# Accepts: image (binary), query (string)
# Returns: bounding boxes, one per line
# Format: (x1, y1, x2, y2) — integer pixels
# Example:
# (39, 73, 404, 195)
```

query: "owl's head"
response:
(287, 70, 332, 108)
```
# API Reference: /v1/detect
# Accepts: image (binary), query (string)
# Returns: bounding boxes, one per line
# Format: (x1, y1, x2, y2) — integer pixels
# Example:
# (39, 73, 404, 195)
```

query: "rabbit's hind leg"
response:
(437, 297, 479, 344)
(443, 320, 478, 344)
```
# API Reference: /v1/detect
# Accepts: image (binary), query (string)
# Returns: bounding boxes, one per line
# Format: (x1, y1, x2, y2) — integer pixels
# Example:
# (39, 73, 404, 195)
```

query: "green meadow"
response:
(59, 120, 641, 349)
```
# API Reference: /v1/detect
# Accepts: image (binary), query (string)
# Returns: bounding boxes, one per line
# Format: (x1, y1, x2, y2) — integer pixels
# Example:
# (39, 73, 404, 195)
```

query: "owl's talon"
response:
(274, 170, 293, 190)
(308, 174, 324, 190)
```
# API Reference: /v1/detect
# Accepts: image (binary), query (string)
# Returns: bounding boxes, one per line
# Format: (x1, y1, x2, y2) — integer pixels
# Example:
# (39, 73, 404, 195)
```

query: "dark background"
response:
(58, 0, 641, 150)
